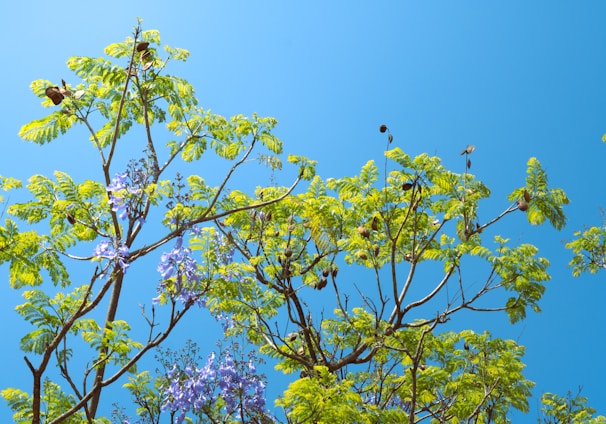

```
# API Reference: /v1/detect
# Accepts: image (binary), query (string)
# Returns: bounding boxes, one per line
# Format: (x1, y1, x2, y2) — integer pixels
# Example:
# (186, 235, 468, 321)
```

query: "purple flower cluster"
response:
(213, 232, 235, 265)
(160, 351, 269, 423)
(93, 239, 130, 274)
(107, 172, 130, 220)
(154, 236, 204, 306)
(106, 160, 150, 223)
(364, 392, 411, 412)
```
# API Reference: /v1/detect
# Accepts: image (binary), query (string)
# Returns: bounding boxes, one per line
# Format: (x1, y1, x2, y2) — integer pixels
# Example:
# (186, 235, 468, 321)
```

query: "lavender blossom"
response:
(93, 239, 129, 274)
(154, 236, 204, 306)
(160, 349, 271, 422)
(106, 160, 151, 223)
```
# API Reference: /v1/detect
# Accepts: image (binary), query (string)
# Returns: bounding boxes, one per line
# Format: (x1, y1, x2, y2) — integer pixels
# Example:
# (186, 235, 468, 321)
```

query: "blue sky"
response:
(1, 1, 606, 421)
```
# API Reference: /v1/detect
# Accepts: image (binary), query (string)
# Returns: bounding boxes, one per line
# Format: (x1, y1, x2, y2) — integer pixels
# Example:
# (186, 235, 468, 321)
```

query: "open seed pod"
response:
(45, 86, 64, 105)
(140, 50, 152, 62)
(357, 225, 370, 238)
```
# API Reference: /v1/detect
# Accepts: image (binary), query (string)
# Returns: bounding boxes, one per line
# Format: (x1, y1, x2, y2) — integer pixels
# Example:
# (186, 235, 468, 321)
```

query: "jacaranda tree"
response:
(1, 22, 603, 423)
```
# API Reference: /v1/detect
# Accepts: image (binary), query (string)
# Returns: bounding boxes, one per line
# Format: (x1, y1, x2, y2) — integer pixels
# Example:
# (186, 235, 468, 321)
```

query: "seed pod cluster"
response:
(518, 189, 532, 212)
(136, 41, 153, 70)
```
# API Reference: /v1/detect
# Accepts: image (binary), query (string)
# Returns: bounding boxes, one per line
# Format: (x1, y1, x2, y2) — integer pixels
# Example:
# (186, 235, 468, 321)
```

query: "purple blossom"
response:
(106, 160, 151, 223)
(160, 349, 271, 422)
(213, 232, 234, 265)
(107, 172, 130, 220)
(154, 236, 204, 306)
(93, 239, 129, 274)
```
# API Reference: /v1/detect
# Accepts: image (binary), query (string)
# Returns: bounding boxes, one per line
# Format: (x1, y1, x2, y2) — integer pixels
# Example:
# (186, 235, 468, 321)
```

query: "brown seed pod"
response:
(357, 251, 368, 261)
(322, 267, 330, 278)
(140, 50, 151, 61)
(331, 266, 339, 278)
(388, 133, 393, 143)
(517, 200, 529, 212)
(466, 158, 471, 169)
(379, 124, 388, 133)
(287, 332, 298, 342)
(265, 210, 272, 221)
(66, 214, 76, 225)
(136, 41, 150, 52)
(284, 246, 293, 258)
(288, 224, 296, 232)
(464, 342, 470, 351)
(402, 182, 414, 191)
(358, 225, 370, 238)
(45, 86, 64, 105)
(524, 189, 531, 203)
(371, 216, 379, 231)
(73, 90, 85, 99)
(314, 278, 328, 290)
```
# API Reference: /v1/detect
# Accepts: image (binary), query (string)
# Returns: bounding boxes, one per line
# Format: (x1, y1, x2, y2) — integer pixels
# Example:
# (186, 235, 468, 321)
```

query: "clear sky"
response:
(1, 1, 605, 421)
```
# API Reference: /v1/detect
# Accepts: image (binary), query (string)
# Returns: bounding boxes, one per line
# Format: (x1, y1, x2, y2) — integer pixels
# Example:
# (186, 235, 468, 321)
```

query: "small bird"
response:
(460, 145, 475, 155)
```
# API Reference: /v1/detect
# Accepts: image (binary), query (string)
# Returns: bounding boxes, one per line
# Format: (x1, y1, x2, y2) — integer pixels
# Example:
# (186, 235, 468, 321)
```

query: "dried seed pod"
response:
(322, 267, 330, 278)
(284, 246, 293, 258)
(464, 342, 470, 351)
(466, 158, 471, 169)
(143, 61, 153, 71)
(45, 86, 64, 105)
(357, 251, 368, 261)
(136, 41, 150, 52)
(73, 90, 85, 99)
(314, 278, 328, 290)
(287, 332, 298, 342)
(358, 225, 370, 238)
(331, 266, 339, 278)
(61, 78, 67, 88)
(288, 224, 296, 232)
(66, 214, 76, 225)
(371, 216, 379, 231)
(523, 189, 531, 203)
(265, 210, 272, 221)
(379, 124, 388, 133)
(388, 133, 393, 143)
(517, 200, 529, 212)
(460, 144, 475, 155)
(402, 182, 414, 191)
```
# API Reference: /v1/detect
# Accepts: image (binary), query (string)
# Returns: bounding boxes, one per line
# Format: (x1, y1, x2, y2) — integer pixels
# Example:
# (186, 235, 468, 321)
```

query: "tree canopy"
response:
(1, 22, 604, 424)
